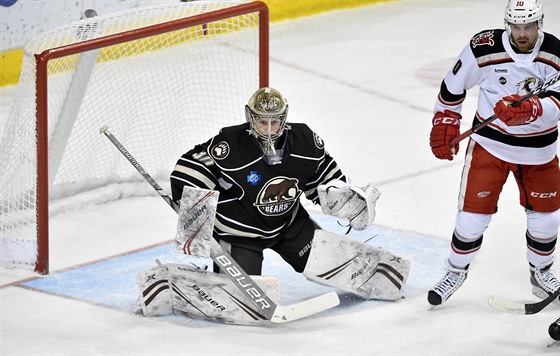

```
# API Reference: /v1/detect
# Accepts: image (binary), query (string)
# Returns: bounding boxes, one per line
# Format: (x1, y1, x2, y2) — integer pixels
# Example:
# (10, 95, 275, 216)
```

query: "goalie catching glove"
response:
(317, 179, 380, 231)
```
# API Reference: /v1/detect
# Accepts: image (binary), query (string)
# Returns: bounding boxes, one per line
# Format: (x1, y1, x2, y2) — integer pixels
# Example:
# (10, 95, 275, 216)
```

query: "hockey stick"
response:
(488, 288, 560, 315)
(450, 73, 560, 148)
(99, 125, 340, 323)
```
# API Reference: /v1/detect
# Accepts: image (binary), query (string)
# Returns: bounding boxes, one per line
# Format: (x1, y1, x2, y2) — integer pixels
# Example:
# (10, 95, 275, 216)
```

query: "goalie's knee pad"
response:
(303, 230, 410, 301)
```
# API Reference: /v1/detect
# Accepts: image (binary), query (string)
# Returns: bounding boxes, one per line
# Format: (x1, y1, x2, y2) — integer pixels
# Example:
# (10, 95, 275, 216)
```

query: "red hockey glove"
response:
(493, 94, 542, 126)
(430, 110, 461, 161)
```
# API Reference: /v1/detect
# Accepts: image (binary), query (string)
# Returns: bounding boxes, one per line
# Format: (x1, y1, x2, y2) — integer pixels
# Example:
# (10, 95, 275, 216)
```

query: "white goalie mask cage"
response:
(245, 87, 289, 164)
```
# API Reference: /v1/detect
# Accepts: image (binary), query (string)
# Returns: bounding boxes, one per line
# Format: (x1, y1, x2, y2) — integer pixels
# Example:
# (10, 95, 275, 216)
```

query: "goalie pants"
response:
(214, 208, 319, 275)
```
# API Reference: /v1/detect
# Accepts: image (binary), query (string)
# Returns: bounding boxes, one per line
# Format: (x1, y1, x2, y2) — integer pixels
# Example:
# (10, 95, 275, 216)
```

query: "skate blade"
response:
(532, 286, 560, 306)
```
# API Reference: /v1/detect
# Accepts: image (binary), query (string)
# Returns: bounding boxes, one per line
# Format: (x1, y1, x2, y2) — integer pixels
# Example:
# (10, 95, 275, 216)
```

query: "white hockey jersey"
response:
(435, 29, 560, 165)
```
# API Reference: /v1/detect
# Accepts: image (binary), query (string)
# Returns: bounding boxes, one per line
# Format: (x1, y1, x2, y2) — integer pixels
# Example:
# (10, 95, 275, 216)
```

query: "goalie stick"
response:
(450, 73, 560, 148)
(488, 288, 560, 315)
(99, 125, 340, 323)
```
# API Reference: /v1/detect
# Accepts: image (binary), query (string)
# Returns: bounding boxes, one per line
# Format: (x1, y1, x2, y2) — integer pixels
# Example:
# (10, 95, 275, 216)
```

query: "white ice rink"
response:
(1, 1, 560, 355)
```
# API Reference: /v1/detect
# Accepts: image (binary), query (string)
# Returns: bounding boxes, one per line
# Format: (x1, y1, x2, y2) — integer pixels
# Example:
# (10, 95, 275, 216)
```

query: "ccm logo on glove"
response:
(429, 110, 461, 161)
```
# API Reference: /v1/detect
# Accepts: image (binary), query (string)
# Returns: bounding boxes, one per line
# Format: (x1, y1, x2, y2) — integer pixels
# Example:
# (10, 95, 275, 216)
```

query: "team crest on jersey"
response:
(313, 132, 325, 149)
(253, 177, 302, 216)
(471, 31, 494, 47)
(210, 141, 229, 160)
(516, 77, 538, 94)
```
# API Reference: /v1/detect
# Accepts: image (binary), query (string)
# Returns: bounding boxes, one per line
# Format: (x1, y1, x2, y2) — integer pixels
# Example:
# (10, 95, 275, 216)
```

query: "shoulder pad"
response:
(289, 123, 325, 151)
(469, 29, 506, 57)
(538, 33, 560, 70)
(219, 122, 249, 135)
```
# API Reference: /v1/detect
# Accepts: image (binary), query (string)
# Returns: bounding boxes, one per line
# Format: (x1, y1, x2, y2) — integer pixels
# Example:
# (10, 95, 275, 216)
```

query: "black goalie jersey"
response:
(170, 122, 346, 242)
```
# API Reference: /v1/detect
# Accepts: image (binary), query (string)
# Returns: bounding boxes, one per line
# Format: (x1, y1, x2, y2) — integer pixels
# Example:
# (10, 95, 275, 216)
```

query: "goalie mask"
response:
(245, 87, 289, 165)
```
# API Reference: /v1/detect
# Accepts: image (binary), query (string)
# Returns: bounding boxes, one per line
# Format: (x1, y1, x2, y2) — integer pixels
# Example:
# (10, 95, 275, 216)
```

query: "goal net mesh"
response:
(0, 0, 264, 271)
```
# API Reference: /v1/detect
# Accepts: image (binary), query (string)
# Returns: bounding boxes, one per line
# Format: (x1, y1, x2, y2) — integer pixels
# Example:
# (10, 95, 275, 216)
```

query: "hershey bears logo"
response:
(210, 141, 229, 160)
(313, 132, 325, 149)
(254, 177, 302, 216)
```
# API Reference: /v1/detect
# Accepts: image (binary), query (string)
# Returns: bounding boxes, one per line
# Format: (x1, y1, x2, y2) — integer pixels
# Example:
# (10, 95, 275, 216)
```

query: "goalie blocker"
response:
(175, 185, 219, 258)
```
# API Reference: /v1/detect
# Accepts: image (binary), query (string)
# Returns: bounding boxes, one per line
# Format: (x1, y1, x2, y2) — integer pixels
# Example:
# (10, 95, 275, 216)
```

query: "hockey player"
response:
(135, 87, 411, 325)
(170, 87, 381, 276)
(428, 0, 560, 306)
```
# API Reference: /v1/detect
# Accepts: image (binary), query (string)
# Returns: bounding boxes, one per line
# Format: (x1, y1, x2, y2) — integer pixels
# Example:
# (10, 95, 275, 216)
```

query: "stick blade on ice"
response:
(271, 291, 340, 323)
(488, 289, 560, 315)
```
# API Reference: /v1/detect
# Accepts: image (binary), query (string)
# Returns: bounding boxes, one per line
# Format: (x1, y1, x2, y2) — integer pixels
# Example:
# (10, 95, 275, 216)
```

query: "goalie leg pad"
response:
(136, 262, 279, 325)
(175, 186, 219, 257)
(136, 263, 173, 317)
(303, 230, 410, 301)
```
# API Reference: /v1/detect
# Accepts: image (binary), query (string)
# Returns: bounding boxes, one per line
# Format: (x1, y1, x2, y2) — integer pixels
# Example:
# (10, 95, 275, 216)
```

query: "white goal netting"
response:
(0, 0, 265, 272)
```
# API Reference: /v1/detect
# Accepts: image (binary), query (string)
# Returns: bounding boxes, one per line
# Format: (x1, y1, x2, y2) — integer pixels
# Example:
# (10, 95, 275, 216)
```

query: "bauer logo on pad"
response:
(175, 186, 219, 257)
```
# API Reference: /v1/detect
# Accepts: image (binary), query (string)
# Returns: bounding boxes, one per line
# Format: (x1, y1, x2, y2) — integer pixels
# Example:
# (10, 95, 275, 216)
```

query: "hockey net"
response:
(0, 0, 269, 274)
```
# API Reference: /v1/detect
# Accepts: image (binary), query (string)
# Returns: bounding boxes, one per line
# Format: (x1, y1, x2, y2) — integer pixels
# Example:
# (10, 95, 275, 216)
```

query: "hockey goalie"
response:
(134, 87, 410, 325)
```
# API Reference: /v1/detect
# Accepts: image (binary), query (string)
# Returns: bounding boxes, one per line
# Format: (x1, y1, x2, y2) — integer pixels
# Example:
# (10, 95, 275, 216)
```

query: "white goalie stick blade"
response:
(271, 291, 340, 323)
(211, 239, 340, 322)
(488, 289, 560, 315)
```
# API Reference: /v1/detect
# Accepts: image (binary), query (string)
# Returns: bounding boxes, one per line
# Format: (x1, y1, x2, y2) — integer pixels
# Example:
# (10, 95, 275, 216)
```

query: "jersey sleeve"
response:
(305, 151, 347, 204)
(540, 81, 560, 125)
(170, 140, 220, 204)
(298, 126, 347, 204)
(538, 32, 560, 112)
(434, 42, 483, 116)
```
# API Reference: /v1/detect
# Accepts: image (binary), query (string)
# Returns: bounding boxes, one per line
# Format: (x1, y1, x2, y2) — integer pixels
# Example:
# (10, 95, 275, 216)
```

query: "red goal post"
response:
(0, 0, 269, 274)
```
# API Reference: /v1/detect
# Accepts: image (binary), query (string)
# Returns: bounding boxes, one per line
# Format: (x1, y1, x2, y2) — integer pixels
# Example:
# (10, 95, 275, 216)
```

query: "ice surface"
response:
(1, 1, 559, 355)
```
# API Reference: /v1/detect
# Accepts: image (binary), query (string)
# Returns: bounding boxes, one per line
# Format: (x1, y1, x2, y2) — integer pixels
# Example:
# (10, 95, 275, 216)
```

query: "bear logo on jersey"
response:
(313, 132, 325, 149)
(254, 177, 302, 216)
(210, 141, 229, 160)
